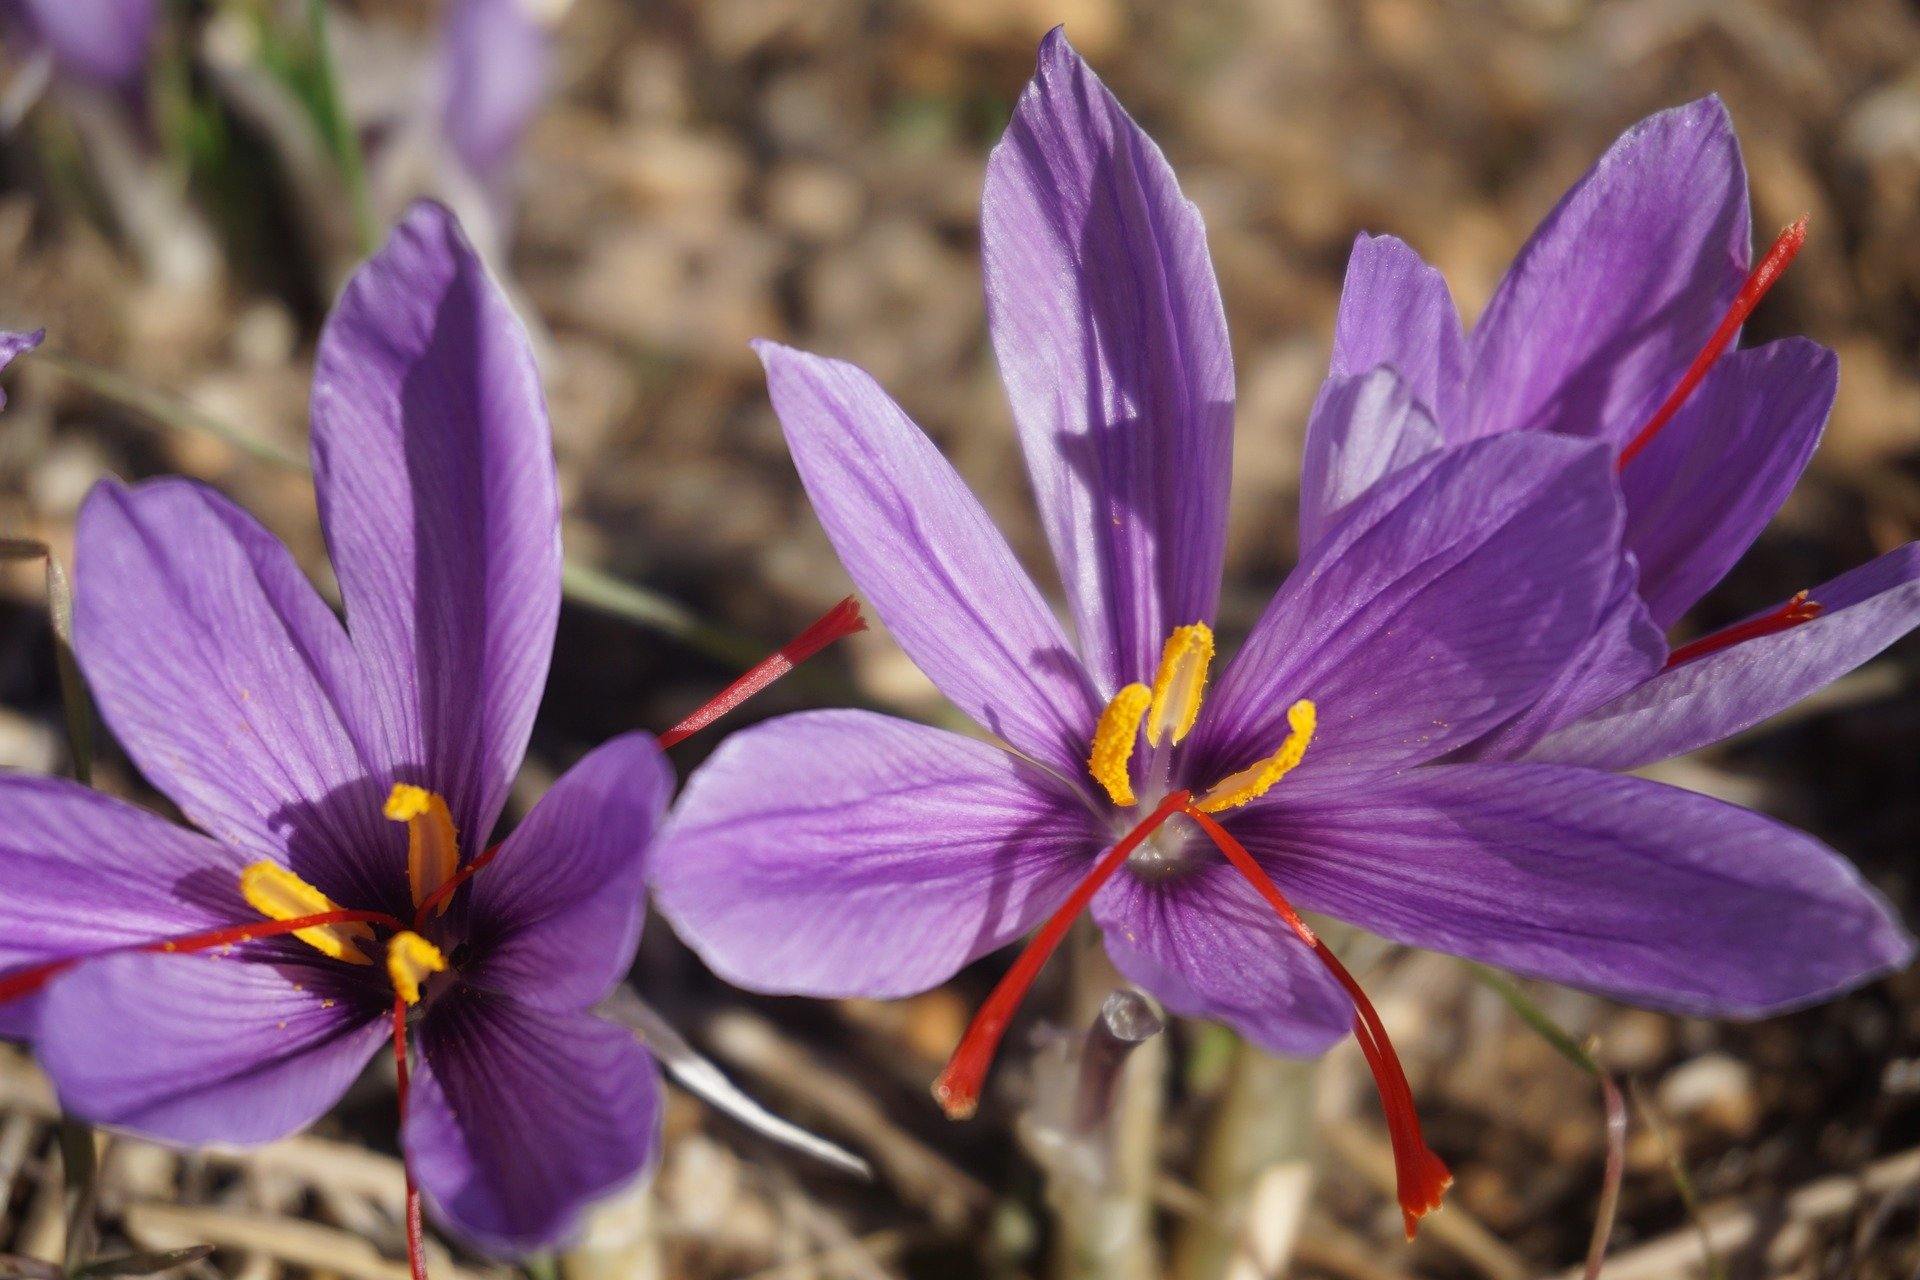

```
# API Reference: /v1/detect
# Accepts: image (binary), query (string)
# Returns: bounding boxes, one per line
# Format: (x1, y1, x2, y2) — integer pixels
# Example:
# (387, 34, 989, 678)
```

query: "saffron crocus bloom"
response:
(0, 328, 43, 409)
(0, 0, 156, 94)
(652, 31, 1914, 1236)
(1308, 96, 1920, 768)
(438, 0, 549, 199)
(0, 203, 670, 1257)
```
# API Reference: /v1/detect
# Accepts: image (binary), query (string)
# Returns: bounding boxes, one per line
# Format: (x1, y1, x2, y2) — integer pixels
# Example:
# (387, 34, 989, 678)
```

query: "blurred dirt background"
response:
(4, 1, 1920, 1277)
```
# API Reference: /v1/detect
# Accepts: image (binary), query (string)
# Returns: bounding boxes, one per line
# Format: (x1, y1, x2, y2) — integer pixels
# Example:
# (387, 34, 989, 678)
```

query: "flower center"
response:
(1087, 622, 1317, 815)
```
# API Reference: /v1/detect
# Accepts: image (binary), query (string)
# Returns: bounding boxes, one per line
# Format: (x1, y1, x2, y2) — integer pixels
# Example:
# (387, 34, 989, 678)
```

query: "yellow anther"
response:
(385, 784, 460, 916)
(1145, 623, 1214, 747)
(386, 931, 448, 1006)
(1088, 683, 1152, 807)
(1194, 700, 1318, 814)
(239, 863, 375, 964)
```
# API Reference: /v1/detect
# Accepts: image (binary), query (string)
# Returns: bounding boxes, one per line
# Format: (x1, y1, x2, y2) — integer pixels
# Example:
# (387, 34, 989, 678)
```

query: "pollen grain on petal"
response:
(1145, 623, 1214, 747)
(385, 784, 461, 915)
(1088, 682, 1152, 807)
(1195, 699, 1317, 814)
(239, 862, 376, 964)
(386, 931, 448, 1006)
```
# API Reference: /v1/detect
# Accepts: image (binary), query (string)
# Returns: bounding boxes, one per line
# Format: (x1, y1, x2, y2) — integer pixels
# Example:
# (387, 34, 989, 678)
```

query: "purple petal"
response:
(462, 733, 671, 1010)
(651, 710, 1101, 999)
(1329, 233, 1466, 431)
(1296, 366, 1444, 554)
(36, 952, 388, 1144)
(0, 328, 43, 411)
(407, 995, 659, 1253)
(1466, 98, 1750, 444)
(1091, 858, 1351, 1056)
(1461, 552, 1666, 761)
(1526, 543, 1920, 770)
(439, 0, 549, 189)
(1619, 338, 1833, 628)
(0, 776, 249, 1039)
(312, 201, 560, 845)
(1190, 434, 1621, 788)
(73, 478, 405, 913)
(755, 342, 1103, 781)
(1254, 764, 1913, 1017)
(10, 0, 156, 89)
(982, 28, 1235, 693)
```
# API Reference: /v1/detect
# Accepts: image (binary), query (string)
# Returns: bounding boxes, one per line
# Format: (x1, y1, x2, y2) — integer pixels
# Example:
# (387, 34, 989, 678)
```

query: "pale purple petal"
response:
(461, 733, 671, 1010)
(311, 201, 560, 845)
(73, 478, 404, 913)
(1461, 552, 1665, 761)
(1296, 366, 1444, 554)
(982, 28, 1235, 692)
(1466, 98, 1750, 444)
(440, 0, 549, 189)
(407, 996, 659, 1253)
(1091, 857, 1351, 1057)
(1330, 233, 1466, 431)
(1619, 338, 1833, 628)
(10, 0, 156, 89)
(1190, 434, 1621, 789)
(1526, 544, 1920, 770)
(756, 342, 1103, 780)
(0, 328, 43, 411)
(0, 776, 249, 1038)
(651, 710, 1101, 999)
(1252, 764, 1913, 1017)
(36, 952, 388, 1144)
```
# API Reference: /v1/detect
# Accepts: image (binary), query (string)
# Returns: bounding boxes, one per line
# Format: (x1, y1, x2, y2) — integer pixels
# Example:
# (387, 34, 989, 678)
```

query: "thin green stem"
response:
(302, 0, 377, 255)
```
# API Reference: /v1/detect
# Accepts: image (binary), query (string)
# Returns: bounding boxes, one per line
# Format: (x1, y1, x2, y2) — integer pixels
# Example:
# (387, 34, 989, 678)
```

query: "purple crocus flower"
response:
(0, 203, 666, 1257)
(438, 0, 549, 198)
(651, 32, 1913, 1234)
(1307, 98, 1920, 769)
(0, 328, 43, 410)
(0, 0, 157, 94)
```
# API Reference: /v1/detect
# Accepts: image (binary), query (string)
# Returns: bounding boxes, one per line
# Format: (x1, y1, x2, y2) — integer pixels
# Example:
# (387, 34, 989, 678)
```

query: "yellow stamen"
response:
(1145, 623, 1214, 747)
(1088, 682, 1152, 807)
(1194, 700, 1317, 813)
(384, 784, 460, 915)
(386, 931, 448, 1006)
(239, 863, 375, 964)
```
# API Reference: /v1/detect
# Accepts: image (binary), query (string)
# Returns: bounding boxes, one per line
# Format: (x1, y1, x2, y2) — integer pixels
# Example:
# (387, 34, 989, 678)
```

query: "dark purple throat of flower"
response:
(0, 596, 865, 1276)
(934, 623, 1451, 1238)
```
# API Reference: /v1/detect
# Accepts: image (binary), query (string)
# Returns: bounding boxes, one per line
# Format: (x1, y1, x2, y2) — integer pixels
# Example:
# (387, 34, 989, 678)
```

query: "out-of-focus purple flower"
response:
(1306, 98, 1920, 768)
(1, 0, 157, 93)
(438, 0, 549, 195)
(0, 203, 665, 1255)
(651, 31, 1913, 1235)
(0, 328, 43, 410)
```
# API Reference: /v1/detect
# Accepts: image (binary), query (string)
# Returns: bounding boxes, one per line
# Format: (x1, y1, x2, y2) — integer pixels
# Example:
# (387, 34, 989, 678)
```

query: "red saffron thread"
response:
(1182, 806, 1452, 1239)
(1663, 589, 1822, 669)
(0, 909, 407, 1005)
(656, 596, 867, 749)
(393, 995, 428, 1280)
(932, 789, 1193, 1120)
(1616, 218, 1808, 470)
(413, 843, 503, 928)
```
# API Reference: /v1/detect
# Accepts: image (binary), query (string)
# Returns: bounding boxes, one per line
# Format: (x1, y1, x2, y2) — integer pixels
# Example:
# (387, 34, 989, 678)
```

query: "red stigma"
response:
(412, 842, 503, 928)
(1664, 589, 1822, 669)
(393, 996, 428, 1280)
(1182, 806, 1452, 1238)
(0, 908, 408, 1005)
(656, 596, 867, 750)
(1616, 217, 1808, 470)
(933, 790, 1192, 1120)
